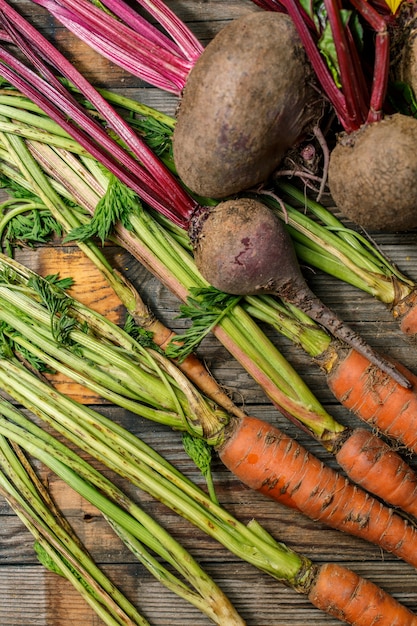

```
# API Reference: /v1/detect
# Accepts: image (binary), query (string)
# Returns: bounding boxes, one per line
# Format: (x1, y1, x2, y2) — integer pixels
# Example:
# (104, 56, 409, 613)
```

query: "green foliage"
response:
(0, 175, 33, 199)
(182, 432, 218, 504)
(299, 0, 363, 87)
(27, 274, 78, 345)
(132, 116, 174, 160)
(0, 175, 63, 255)
(123, 315, 161, 351)
(388, 81, 417, 117)
(165, 287, 241, 362)
(67, 174, 139, 244)
(0, 322, 55, 373)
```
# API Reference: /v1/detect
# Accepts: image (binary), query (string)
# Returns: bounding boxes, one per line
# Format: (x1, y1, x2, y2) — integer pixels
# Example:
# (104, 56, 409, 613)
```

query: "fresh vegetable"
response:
(172, 11, 318, 198)
(253, 0, 417, 232)
(219, 413, 417, 565)
(2, 378, 416, 626)
(328, 112, 417, 231)
(193, 195, 397, 383)
(0, 1, 409, 388)
(30, 0, 318, 198)
(3, 96, 417, 522)
(0, 424, 234, 626)
(307, 562, 417, 625)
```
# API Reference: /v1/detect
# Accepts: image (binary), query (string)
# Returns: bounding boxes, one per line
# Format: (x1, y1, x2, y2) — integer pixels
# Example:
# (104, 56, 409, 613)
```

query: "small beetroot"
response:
(328, 114, 417, 231)
(193, 197, 410, 388)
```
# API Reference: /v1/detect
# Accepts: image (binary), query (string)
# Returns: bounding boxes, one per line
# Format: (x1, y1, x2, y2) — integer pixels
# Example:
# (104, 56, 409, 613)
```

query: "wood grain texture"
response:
(1, 1, 417, 625)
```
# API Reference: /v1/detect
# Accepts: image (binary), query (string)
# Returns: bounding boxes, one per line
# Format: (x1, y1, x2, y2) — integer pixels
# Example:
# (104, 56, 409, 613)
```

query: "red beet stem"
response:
(0, 0, 198, 227)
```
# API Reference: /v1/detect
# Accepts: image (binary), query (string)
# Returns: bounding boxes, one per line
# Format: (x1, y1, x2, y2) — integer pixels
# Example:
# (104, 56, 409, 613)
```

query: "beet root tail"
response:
(290, 285, 411, 388)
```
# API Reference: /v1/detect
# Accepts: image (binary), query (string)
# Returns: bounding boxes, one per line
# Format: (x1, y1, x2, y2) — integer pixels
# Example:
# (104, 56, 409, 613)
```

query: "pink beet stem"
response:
(31, 0, 193, 94)
(349, 0, 390, 123)
(0, 0, 198, 227)
(133, 0, 204, 61)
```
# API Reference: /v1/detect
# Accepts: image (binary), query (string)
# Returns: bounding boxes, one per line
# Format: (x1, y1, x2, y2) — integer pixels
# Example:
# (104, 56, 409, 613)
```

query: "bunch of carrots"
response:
(2, 343, 417, 626)
(1, 0, 413, 623)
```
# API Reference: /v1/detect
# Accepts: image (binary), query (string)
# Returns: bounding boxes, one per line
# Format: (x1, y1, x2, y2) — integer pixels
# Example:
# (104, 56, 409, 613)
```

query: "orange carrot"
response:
(325, 347, 417, 454)
(308, 563, 417, 625)
(335, 428, 417, 518)
(219, 415, 417, 569)
(392, 289, 417, 336)
(137, 313, 245, 419)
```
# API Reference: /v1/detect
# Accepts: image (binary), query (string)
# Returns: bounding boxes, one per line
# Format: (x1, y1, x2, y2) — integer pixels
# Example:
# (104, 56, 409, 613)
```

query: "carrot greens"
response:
(0, 358, 312, 591)
(0, 396, 246, 626)
(0, 430, 151, 626)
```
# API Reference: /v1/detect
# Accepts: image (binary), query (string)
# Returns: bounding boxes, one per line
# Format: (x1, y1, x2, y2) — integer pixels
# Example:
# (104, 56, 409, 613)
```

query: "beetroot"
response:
(328, 114, 417, 231)
(193, 197, 410, 388)
(172, 12, 319, 198)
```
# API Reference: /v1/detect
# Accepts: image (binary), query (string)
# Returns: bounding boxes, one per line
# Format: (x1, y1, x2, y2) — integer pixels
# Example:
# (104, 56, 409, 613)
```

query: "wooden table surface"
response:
(2, 1, 417, 624)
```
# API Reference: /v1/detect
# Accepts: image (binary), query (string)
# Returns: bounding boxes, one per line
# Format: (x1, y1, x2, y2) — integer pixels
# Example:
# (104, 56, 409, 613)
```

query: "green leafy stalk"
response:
(0, 360, 316, 598)
(0, 434, 150, 626)
(165, 288, 242, 362)
(182, 433, 218, 504)
(0, 395, 244, 626)
(0, 261, 229, 441)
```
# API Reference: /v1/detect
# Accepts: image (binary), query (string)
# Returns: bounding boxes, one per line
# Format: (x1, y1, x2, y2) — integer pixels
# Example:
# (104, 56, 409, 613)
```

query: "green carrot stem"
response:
(271, 183, 414, 303)
(0, 285, 186, 411)
(0, 266, 228, 438)
(0, 365, 310, 588)
(243, 295, 332, 358)
(0, 399, 243, 625)
(0, 437, 149, 626)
